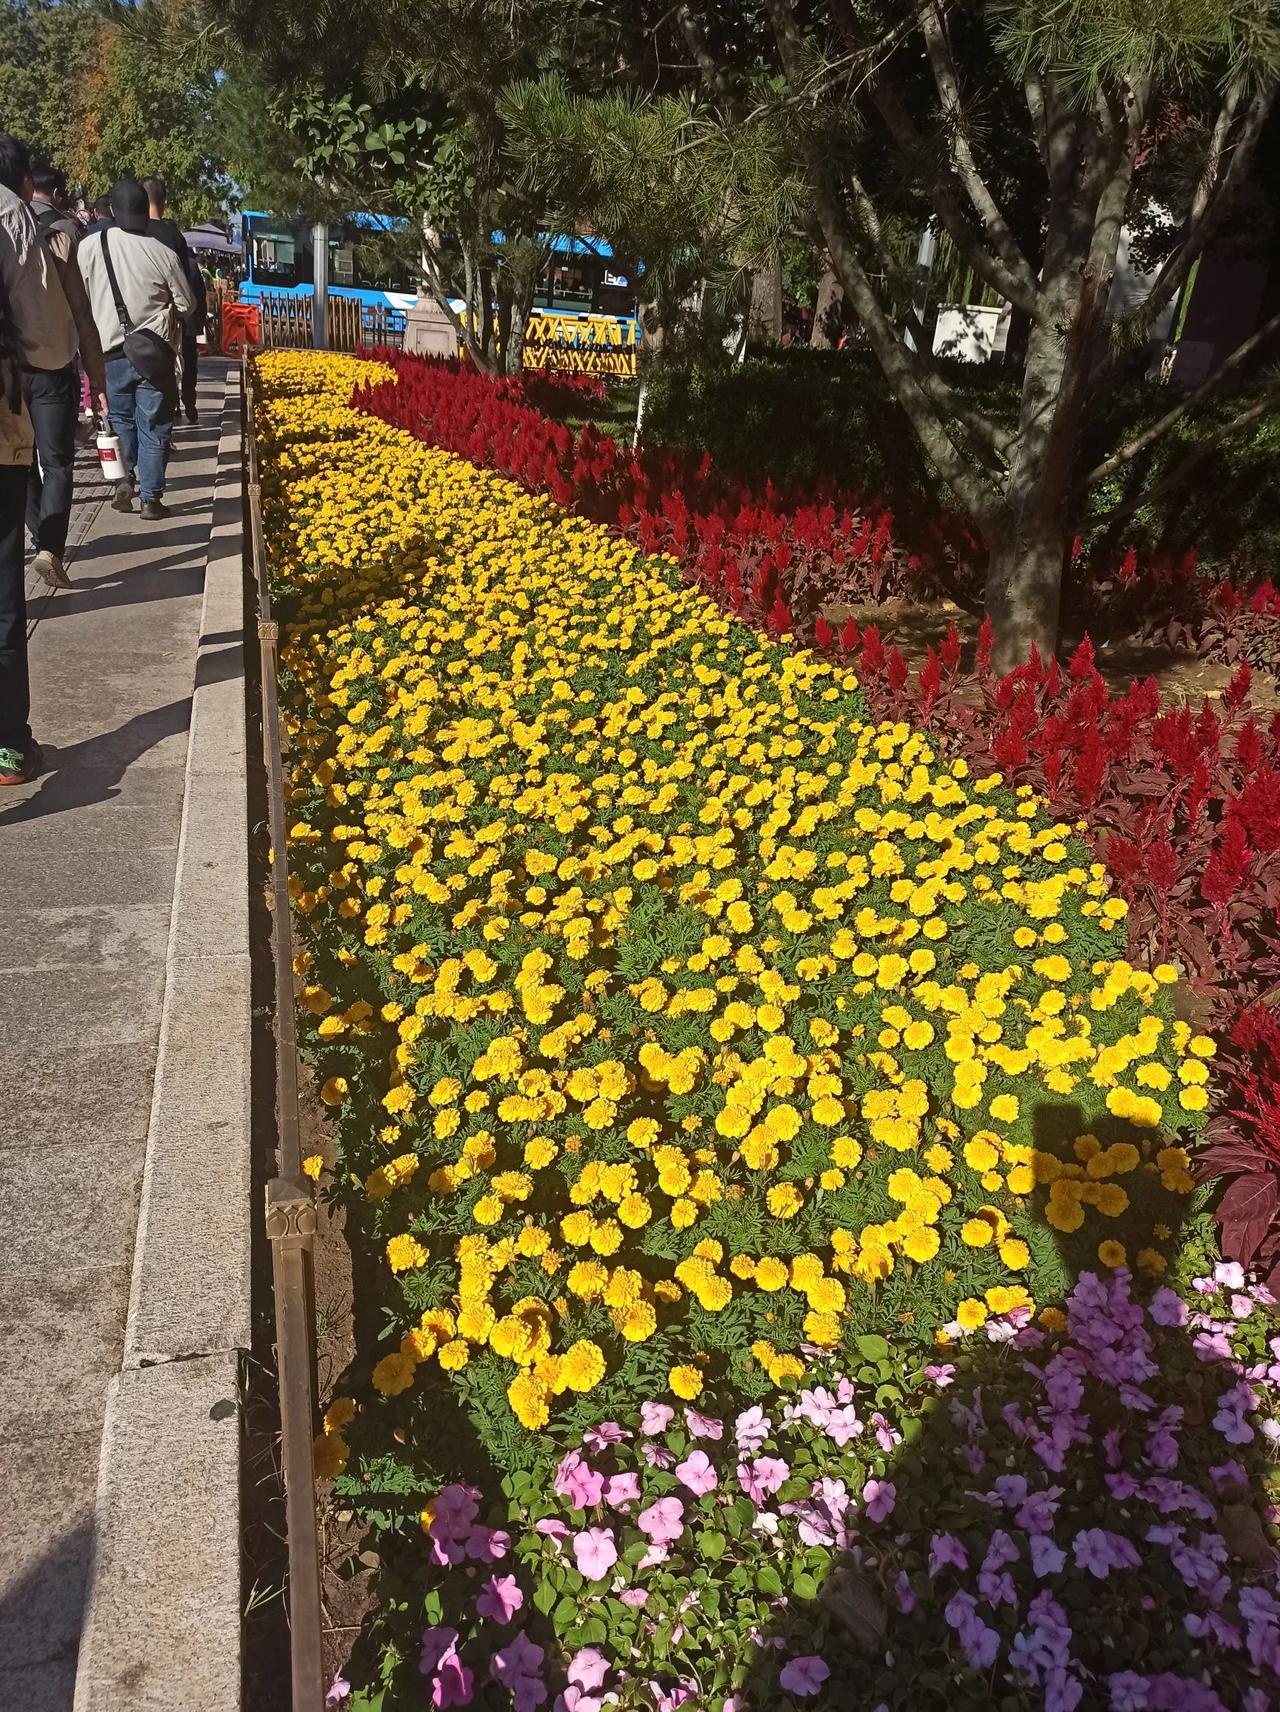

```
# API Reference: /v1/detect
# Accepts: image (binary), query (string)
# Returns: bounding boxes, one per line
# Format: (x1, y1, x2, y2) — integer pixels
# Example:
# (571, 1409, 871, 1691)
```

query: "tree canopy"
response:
(0, 0, 228, 222)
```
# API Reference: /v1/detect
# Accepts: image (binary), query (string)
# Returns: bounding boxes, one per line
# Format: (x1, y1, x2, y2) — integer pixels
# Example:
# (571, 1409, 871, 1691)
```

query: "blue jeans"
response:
(105, 352, 176, 502)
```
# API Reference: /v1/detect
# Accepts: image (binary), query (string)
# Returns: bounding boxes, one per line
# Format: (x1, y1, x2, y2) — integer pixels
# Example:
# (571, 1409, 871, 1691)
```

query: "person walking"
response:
(142, 177, 206, 424)
(0, 135, 49, 783)
(21, 159, 106, 589)
(78, 178, 195, 520)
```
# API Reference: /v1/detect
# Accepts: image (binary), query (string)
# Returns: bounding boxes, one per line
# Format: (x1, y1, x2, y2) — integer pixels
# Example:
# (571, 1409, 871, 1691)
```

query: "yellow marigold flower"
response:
(963, 1134, 1000, 1172)
(1136, 1247, 1167, 1273)
(1039, 1306, 1067, 1332)
(324, 1396, 357, 1432)
(754, 1256, 789, 1292)
(768, 1353, 805, 1385)
(999, 1237, 1030, 1270)
(372, 1351, 416, 1395)
(560, 1339, 606, 1392)
(386, 1233, 428, 1274)
(989, 1093, 1020, 1123)
(961, 1218, 995, 1248)
(313, 1430, 348, 1481)
(1097, 1240, 1127, 1269)
(508, 1372, 551, 1430)
(438, 1339, 470, 1372)
(669, 1363, 703, 1401)
(766, 1183, 804, 1219)
(804, 1311, 841, 1347)
(956, 1298, 987, 1331)
(614, 1299, 658, 1342)
(902, 1226, 940, 1263)
(320, 1076, 348, 1106)
(627, 1117, 660, 1148)
(615, 1193, 651, 1229)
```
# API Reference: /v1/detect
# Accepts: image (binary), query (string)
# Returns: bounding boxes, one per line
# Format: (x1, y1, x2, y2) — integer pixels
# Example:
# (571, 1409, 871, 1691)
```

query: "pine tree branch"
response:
(1089, 380, 1280, 532)
(920, 1, 1035, 293)
(1083, 307, 1280, 492)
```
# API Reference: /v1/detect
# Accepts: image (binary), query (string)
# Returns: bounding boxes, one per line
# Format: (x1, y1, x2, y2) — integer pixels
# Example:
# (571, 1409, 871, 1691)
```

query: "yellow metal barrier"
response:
(523, 312, 639, 377)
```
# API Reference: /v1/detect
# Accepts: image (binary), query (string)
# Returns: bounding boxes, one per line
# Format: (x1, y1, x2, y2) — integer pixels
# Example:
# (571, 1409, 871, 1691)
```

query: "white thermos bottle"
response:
(97, 420, 126, 482)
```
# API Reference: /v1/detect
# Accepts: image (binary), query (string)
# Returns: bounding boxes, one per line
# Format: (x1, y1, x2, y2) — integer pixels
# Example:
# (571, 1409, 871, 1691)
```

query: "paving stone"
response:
(0, 1434, 100, 1675)
(0, 1041, 156, 1151)
(0, 1266, 131, 1437)
(0, 903, 172, 975)
(0, 1134, 145, 1277)
(125, 954, 251, 1363)
(0, 846, 177, 912)
(73, 1356, 241, 1712)
(0, 965, 164, 1057)
(0, 767, 184, 858)
(0, 360, 240, 1709)
(167, 772, 249, 964)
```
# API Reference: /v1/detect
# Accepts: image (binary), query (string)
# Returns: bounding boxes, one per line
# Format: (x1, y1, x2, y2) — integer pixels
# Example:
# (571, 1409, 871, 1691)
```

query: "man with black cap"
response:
(78, 177, 195, 519)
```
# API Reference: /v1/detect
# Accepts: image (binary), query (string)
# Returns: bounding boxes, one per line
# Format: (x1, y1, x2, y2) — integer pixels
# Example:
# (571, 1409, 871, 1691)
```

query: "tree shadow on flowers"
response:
(740, 1099, 1280, 1712)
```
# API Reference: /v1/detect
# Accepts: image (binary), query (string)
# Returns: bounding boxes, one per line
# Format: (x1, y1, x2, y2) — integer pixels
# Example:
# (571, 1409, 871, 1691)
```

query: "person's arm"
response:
(58, 251, 108, 408)
(176, 230, 207, 317)
(163, 248, 198, 322)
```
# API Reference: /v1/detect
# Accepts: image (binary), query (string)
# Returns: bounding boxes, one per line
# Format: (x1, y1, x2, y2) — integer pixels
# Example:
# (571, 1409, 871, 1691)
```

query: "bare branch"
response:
(870, 76, 1044, 320)
(812, 173, 1002, 524)
(838, 176, 1012, 462)
(920, 2, 1035, 291)
(1090, 380, 1280, 532)
(1117, 85, 1275, 341)
(1084, 307, 1280, 491)
(675, 3, 737, 108)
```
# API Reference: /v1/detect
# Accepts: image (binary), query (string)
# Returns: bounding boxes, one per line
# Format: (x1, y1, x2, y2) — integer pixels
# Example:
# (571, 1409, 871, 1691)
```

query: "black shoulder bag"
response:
(100, 229, 175, 388)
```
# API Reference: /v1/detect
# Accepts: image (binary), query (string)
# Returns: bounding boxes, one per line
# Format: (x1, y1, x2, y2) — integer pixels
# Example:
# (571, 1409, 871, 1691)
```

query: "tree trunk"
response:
(810, 267, 842, 348)
(503, 277, 535, 378)
(984, 502, 1069, 670)
(983, 262, 1093, 670)
(748, 255, 783, 342)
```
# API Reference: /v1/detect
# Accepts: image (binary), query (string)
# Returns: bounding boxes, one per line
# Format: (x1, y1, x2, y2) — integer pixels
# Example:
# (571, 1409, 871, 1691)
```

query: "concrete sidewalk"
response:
(0, 361, 248, 1712)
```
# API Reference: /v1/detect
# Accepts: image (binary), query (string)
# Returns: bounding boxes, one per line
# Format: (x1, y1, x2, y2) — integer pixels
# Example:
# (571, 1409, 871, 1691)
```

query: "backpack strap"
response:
(100, 229, 133, 335)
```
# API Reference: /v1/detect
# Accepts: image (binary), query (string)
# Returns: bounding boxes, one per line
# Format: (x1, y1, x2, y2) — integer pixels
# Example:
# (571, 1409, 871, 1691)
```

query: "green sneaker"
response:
(0, 743, 41, 786)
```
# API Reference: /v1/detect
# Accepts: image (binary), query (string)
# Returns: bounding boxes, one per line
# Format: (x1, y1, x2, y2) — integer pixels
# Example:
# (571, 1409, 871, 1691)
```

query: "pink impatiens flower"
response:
(685, 1410, 725, 1440)
(432, 1656, 474, 1708)
(779, 1656, 830, 1697)
(603, 1471, 641, 1508)
(573, 1526, 619, 1582)
(675, 1449, 718, 1496)
(638, 1495, 685, 1544)
(567, 1650, 609, 1692)
(640, 1402, 674, 1435)
(738, 1457, 789, 1504)
(862, 1477, 896, 1523)
(555, 1451, 604, 1510)
(476, 1574, 524, 1624)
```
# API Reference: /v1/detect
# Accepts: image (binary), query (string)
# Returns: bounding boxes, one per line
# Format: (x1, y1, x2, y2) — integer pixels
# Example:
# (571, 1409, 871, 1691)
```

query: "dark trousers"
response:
(181, 332, 199, 418)
(24, 363, 78, 556)
(0, 463, 32, 751)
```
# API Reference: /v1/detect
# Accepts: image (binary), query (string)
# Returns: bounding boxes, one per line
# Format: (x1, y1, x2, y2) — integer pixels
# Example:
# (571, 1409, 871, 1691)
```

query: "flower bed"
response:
(256, 351, 1280, 1712)
(351, 352, 1280, 1289)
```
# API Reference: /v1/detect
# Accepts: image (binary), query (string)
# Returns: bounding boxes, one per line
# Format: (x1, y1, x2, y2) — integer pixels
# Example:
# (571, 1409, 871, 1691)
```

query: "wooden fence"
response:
(253, 290, 407, 352)
(247, 293, 635, 373)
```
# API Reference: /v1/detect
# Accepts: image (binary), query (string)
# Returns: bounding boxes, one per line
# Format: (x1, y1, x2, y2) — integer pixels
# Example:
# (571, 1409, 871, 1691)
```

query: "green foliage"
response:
(0, 0, 228, 219)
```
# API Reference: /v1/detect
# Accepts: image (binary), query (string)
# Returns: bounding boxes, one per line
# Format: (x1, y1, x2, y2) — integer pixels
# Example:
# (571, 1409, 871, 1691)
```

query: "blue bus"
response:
(236, 211, 640, 326)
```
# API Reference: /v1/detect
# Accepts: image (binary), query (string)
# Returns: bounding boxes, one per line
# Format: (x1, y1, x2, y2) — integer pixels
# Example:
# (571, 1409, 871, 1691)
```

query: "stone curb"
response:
(73, 367, 248, 1712)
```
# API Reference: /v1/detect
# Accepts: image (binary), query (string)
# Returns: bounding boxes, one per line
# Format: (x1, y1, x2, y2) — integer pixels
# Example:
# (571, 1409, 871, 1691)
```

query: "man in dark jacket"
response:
(142, 177, 205, 423)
